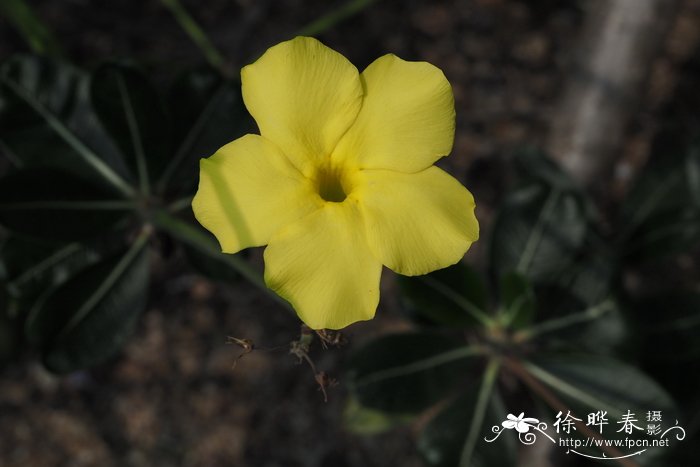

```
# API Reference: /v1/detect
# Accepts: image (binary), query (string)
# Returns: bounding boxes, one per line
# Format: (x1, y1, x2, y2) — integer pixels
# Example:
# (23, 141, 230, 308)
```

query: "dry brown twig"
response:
(226, 336, 255, 370)
(289, 325, 341, 402)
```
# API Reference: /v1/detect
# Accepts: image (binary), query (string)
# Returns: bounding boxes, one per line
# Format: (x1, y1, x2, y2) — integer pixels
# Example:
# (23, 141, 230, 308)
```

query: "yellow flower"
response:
(192, 37, 479, 330)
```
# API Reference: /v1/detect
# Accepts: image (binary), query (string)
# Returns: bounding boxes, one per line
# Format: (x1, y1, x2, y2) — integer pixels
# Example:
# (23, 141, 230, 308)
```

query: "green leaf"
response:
(0, 169, 133, 240)
(0, 0, 62, 57)
(183, 241, 245, 283)
(633, 292, 700, 403)
(635, 291, 700, 360)
(418, 361, 515, 467)
(525, 287, 626, 354)
(397, 261, 490, 327)
(151, 209, 283, 305)
(25, 233, 150, 373)
(0, 236, 101, 317)
(554, 246, 615, 306)
(343, 396, 411, 435)
(346, 333, 482, 414)
(622, 139, 700, 231)
(157, 67, 251, 195)
(499, 272, 534, 329)
(526, 355, 675, 419)
(525, 355, 677, 462)
(621, 137, 700, 260)
(513, 148, 579, 192)
(169, 212, 245, 284)
(91, 63, 173, 193)
(0, 289, 22, 365)
(0, 55, 134, 196)
(623, 208, 700, 261)
(490, 183, 587, 283)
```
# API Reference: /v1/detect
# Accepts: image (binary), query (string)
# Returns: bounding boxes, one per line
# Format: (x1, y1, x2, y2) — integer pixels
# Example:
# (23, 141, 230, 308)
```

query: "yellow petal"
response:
(241, 37, 363, 176)
(332, 54, 455, 173)
(264, 201, 382, 330)
(192, 134, 321, 253)
(355, 166, 478, 276)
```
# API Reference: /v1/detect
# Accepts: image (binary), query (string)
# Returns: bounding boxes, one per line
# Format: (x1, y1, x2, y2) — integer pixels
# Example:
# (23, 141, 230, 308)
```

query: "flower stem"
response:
(159, 0, 225, 70)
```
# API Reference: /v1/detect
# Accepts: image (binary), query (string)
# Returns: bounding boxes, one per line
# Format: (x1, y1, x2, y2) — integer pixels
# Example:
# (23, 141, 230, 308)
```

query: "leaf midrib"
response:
(156, 83, 227, 193)
(55, 231, 149, 340)
(354, 345, 482, 388)
(116, 72, 149, 195)
(0, 74, 135, 197)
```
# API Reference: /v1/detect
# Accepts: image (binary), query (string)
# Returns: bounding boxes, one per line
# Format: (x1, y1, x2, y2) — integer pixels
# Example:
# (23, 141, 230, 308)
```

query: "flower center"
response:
(316, 164, 351, 203)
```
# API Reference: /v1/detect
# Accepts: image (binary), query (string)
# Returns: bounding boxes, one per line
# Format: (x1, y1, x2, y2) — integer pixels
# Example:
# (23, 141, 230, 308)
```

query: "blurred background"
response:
(1, 1, 700, 466)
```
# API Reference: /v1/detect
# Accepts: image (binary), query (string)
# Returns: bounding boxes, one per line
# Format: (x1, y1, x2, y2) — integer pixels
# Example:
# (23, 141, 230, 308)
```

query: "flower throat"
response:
(316, 165, 350, 202)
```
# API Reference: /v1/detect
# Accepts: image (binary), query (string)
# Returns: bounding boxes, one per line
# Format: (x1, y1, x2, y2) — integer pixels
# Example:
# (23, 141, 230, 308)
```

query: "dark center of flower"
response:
(316, 165, 350, 203)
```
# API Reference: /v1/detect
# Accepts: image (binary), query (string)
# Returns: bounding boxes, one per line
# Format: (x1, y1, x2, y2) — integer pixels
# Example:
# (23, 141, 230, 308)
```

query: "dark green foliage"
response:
(398, 261, 488, 327)
(418, 388, 516, 467)
(0, 54, 249, 373)
(347, 333, 479, 413)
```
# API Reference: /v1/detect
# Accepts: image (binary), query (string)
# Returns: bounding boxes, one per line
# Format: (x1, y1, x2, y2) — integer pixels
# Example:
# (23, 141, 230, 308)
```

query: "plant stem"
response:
(298, 0, 378, 36)
(159, 0, 225, 70)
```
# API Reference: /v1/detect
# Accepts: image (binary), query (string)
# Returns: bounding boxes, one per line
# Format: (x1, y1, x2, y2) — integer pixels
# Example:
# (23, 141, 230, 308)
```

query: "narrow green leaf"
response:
(526, 355, 676, 423)
(0, 0, 62, 57)
(622, 139, 700, 231)
(524, 286, 627, 354)
(159, 0, 225, 70)
(633, 292, 700, 404)
(418, 363, 515, 467)
(398, 261, 490, 327)
(499, 272, 534, 329)
(623, 208, 700, 261)
(347, 333, 482, 414)
(1, 236, 101, 317)
(183, 241, 245, 283)
(513, 148, 579, 192)
(298, 0, 377, 36)
(343, 396, 411, 435)
(490, 183, 587, 282)
(635, 292, 700, 362)
(621, 137, 700, 260)
(555, 246, 615, 306)
(91, 63, 173, 193)
(152, 209, 287, 307)
(525, 355, 678, 462)
(0, 290, 22, 365)
(0, 169, 133, 240)
(0, 56, 134, 196)
(158, 68, 250, 195)
(26, 232, 150, 373)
